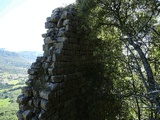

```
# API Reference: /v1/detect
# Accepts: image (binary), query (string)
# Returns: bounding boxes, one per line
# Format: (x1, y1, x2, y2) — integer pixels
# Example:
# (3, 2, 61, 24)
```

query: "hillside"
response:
(0, 49, 42, 74)
(0, 71, 28, 120)
(0, 48, 42, 119)
(17, 51, 42, 62)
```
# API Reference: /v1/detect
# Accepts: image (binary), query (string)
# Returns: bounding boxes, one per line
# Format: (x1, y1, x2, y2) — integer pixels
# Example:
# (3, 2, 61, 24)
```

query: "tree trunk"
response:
(128, 39, 160, 113)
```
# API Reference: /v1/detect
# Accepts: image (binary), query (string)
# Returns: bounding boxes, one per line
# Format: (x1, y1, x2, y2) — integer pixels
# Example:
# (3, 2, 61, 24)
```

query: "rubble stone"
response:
(17, 5, 94, 120)
(22, 110, 33, 120)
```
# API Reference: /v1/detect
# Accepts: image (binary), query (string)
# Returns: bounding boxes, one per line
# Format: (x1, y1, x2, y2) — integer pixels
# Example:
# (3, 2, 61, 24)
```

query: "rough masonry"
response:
(17, 6, 94, 120)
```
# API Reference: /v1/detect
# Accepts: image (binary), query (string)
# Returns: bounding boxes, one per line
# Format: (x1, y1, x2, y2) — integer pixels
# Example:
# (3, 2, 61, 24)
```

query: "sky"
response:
(0, 0, 76, 52)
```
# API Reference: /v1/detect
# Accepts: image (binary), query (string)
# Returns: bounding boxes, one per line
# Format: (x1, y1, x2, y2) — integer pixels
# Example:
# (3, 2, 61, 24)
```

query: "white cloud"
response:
(0, 0, 76, 51)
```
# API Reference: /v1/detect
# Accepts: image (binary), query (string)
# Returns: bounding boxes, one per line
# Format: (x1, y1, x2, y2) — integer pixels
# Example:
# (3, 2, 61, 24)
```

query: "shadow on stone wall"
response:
(16, 5, 96, 120)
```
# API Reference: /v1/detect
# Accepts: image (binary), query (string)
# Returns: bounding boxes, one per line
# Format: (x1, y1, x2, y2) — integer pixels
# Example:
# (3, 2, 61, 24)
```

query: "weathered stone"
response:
(66, 25, 73, 31)
(56, 43, 64, 50)
(59, 27, 66, 31)
(46, 56, 52, 62)
(32, 108, 41, 115)
(43, 50, 50, 57)
(57, 30, 67, 37)
(44, 37, 53, 44)
(31, 62, 41, 69)
(63, 19, 70, 26)
(25, 79, 33, 86)
(32, 89, 39, 97)
(31, 116, 38, 120)
(52, 54, 56, 61)
(45, 22, 56, 29)
(22, 87, 32, 97)
(47, 28, 58, 37)
(49, 46, 56, 55)
(61, 11, 72, 20)
(46, 82, 58, 91)
(46, 17, 51, 22)
(36, 56, 46, 63)
(43, 44, 51, 51)
(55, 48, 61, 54)
(39, 91, 54, 100)
(17, 110, 23, 120)
(28, 99, 33, 107)
(17, 6, 96, 120)
(28, 74, 36, 80)
(57, 37, 68, 42)
(48, 67, 54, 75)
(19, 104, 30, 111)
(40, 99, 51, 111)
(43, 62, 49, 69)
(50, 14, 60, 23)
(52, 8, 60, 13)
(42, 33, 48, 38)
(22, 110, 33, 120)
(33, 98, 41, 107)
(57, 19, 63, 28)
(50, 75, 64, 83)
(17, 95, 29, 104)
(28, 69, 37, 75)
(50, 62, 55, 68)
(69, 9, 77, 16)
(44, 75, 50, 82)
(38, 110, 46, 120)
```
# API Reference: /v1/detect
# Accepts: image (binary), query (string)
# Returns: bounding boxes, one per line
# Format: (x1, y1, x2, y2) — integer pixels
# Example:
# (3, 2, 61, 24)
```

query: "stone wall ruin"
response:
(16, 6, 95, 120)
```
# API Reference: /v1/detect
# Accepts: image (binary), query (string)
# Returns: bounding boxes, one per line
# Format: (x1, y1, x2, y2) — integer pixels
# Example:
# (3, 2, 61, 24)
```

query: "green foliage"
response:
(76, 0, 160, 119)
(150, 24, 160, 77)
(75, 2, 127, 119)
(0, 104, 18, 120)
(0, 98, 10, 107)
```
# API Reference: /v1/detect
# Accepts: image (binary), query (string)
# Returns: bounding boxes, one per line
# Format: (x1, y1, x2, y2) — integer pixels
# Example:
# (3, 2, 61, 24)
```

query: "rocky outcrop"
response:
(17, 6, 94, 120)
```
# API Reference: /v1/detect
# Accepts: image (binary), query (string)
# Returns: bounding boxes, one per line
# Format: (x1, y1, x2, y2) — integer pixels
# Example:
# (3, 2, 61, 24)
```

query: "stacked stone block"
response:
(17, 6, 93, 120)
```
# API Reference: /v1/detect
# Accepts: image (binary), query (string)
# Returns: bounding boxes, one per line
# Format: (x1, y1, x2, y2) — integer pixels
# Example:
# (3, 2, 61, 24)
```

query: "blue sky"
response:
(0, 0, 75, 52)
(0, 0, 25, 17)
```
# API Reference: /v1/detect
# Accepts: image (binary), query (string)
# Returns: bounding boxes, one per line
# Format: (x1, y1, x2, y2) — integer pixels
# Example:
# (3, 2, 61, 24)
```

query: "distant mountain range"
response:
(0, 48, 43, 74)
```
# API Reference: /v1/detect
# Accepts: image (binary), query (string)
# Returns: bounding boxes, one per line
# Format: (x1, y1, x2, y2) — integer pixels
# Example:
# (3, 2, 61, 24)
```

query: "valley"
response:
(0, 72, 27, 120)
(0, 49, 42, 120)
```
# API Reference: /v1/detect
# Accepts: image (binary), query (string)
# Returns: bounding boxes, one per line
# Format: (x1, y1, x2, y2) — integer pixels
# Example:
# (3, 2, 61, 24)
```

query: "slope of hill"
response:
(0, 48, 43, 119)
(17, 51, 42, 62)
(0, 49, 42, 74)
